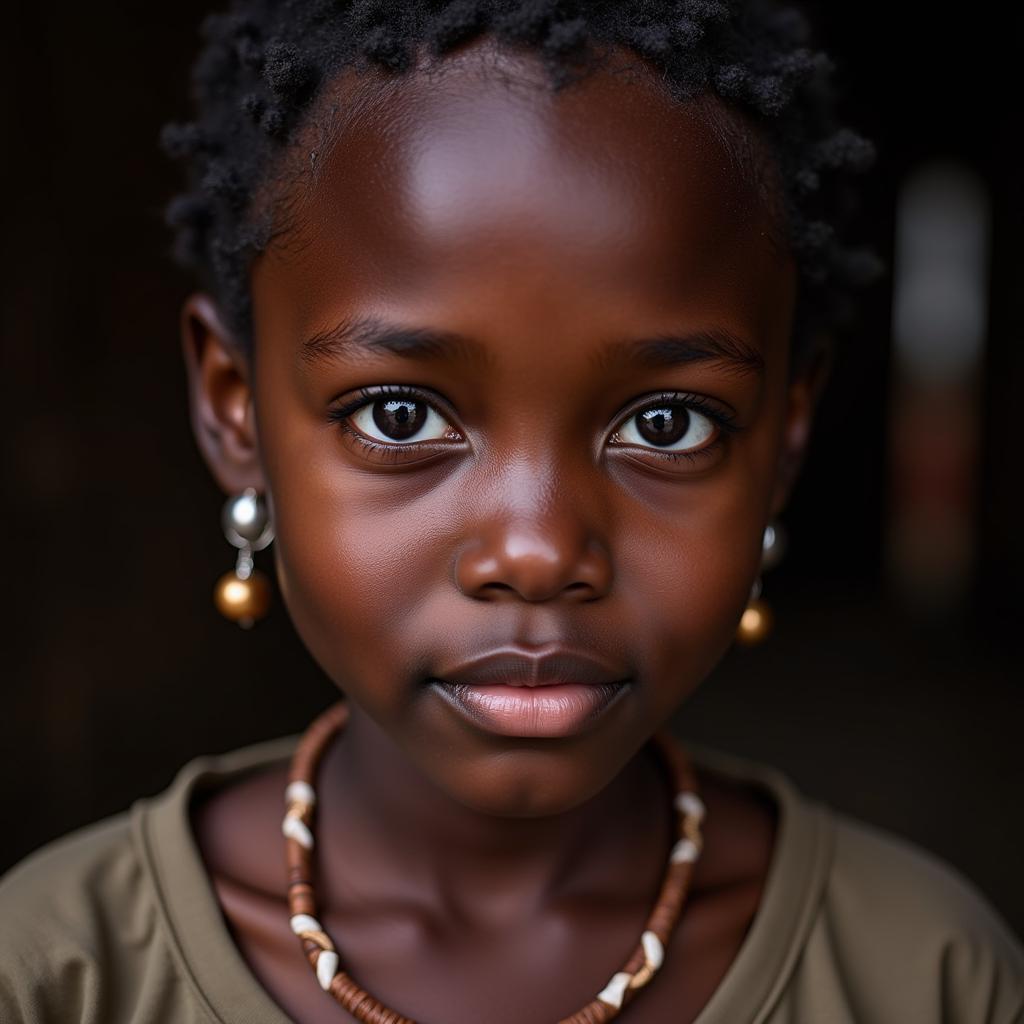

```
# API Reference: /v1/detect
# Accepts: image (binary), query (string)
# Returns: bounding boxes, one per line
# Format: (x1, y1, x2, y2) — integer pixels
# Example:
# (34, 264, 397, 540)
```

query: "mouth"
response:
(429, 678, 632, 738)
(427, 642, 633, 738)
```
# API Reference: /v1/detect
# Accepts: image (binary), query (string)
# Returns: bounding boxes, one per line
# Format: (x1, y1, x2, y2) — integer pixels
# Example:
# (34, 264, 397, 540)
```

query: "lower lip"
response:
(430, 680, 631, 738)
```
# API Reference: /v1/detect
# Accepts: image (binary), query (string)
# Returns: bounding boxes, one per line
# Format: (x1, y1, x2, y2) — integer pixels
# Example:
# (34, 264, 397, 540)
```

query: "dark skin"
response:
(182, 37, 830, 1024)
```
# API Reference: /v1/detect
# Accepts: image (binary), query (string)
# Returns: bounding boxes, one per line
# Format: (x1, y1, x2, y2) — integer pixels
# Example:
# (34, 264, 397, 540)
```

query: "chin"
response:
(429, 745, 628, 819)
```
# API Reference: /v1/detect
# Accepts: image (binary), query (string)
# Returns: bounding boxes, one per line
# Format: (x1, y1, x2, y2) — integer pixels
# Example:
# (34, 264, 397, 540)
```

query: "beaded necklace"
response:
(282, 700, 705, 1023)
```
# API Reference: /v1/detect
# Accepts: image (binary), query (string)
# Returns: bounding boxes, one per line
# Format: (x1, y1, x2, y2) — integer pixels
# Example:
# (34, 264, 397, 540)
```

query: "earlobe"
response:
(768, 335, 834, 519)
(180, 292, 266, 495)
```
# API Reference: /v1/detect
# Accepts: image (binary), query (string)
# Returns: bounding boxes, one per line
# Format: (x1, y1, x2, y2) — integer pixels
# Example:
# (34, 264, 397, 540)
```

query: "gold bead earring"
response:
(213, 487, 275, 629)
(735, 520, 786, 646)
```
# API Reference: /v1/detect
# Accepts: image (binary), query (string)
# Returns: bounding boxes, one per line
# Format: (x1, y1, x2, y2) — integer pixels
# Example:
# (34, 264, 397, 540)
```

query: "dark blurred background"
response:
(1, 2, 1021, 939)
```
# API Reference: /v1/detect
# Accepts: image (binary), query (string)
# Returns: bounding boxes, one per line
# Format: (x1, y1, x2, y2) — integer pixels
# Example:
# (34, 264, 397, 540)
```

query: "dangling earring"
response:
(214, 487, 275, 629)
(735, 519, 786, 646)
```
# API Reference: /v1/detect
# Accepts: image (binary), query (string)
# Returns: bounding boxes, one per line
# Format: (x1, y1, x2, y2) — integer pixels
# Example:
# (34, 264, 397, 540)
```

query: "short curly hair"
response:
(160, 0, 885, 366)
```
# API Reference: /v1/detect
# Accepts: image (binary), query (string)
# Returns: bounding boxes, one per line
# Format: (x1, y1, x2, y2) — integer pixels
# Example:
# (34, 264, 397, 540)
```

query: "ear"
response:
(768, 334, 834, 520)
(180, 292, 266, 495)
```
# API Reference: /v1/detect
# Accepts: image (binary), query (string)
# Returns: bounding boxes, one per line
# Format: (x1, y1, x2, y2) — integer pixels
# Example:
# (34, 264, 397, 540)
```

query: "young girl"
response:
(2, 1, 1021, 1021)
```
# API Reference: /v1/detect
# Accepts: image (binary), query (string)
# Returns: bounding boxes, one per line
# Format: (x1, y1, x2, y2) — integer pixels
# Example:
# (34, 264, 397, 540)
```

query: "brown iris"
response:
(372, 398, 429, 441)
(635, 404, 690, 447)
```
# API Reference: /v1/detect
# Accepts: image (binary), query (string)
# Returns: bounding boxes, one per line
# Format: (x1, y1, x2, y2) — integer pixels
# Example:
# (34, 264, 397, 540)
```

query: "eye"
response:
(346, 387, 453, 444)
(327, 386, 461, 458)
(615, 402, 713, 450)
(609, 393, 737, 462)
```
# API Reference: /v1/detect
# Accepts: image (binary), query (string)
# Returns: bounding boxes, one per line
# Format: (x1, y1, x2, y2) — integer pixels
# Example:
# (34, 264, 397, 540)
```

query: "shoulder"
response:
(681, 743, 1024, 1020)
(812, 809, 1024, 1022)
(0, 798, 219, 1024)
(0, 809, 144, 938)
(0, 811, 150, 1022)
(827, 810, 1024, 957)
(0, 736, 302, 1023)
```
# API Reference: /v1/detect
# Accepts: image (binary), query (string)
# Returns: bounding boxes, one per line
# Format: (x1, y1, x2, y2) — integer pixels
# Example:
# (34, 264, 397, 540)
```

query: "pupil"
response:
(373, 399, 427, 441)
(637, 405, 688, 447)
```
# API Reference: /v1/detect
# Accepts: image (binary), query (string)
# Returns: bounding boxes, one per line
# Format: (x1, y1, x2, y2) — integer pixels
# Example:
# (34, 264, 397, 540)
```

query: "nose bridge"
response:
(454, 446, 614, 603)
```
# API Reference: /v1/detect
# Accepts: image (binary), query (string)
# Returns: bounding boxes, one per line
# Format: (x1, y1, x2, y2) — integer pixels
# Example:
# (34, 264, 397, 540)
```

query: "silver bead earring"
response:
(735, 519, 786, 646)
(213, 487, 275, 629)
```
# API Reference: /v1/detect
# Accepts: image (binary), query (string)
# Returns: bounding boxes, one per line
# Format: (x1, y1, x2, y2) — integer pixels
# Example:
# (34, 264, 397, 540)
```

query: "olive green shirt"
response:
(1, 735, 1022, 1023)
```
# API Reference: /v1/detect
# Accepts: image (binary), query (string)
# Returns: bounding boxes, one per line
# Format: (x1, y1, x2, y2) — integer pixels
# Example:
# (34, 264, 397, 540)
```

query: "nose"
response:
(453, 461, 614, 603)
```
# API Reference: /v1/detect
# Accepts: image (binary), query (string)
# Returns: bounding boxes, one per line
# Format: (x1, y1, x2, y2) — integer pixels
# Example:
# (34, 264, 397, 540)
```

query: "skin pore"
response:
(182, 36, 829, 1024)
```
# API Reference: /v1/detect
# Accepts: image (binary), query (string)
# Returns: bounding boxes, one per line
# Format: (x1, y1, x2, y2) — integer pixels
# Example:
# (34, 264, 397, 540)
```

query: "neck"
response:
(314, 702, 674, 930)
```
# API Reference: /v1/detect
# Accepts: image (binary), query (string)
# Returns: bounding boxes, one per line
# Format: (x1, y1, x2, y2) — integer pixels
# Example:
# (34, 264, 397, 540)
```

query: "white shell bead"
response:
(641, 930, 664, 970)
(286, 780, 317, 807)
(596, 971, 632, 1009)
(282, 814, 314, 850)
(290, 914, 322, 935)
(674, 791, 705, 821)
(670, 838, 700, 864)
(316, 950, 339, 991)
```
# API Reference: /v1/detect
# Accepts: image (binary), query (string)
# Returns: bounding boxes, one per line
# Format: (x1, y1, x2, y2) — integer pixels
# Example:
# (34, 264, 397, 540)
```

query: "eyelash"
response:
(326, 384, 741, 466)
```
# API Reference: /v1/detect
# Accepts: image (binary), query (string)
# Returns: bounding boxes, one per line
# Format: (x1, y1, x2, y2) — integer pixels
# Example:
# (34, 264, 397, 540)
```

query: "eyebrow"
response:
(300, 313, 493, 370)
(299, 312, 765, 378)
(595, 327, 765, 378)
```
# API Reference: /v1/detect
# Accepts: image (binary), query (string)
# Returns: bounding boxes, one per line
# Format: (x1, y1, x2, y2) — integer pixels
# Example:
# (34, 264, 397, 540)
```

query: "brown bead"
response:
(213, 568, 272, 624)
(286, 840, 308, 874)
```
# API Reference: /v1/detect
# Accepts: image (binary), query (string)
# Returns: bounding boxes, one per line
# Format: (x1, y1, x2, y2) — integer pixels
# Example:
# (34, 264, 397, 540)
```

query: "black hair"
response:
(160, 0, 885, 366)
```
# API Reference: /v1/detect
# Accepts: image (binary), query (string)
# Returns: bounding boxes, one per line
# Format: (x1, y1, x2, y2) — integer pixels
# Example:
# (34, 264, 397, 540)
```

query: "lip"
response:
(431, 680, 630, 738)
(434, 645, 628, 689)
(430, 645, 632, 738)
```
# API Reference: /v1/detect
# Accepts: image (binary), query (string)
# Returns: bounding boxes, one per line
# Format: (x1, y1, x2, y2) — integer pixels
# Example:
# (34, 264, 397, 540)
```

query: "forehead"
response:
(252, 36, 792, 350)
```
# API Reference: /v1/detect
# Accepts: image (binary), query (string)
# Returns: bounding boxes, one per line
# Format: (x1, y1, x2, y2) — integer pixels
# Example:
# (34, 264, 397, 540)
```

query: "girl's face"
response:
(185, 39, 822, 816)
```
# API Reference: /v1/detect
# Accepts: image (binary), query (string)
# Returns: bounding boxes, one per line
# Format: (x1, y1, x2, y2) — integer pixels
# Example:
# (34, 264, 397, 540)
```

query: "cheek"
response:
(612, 385, 785, 712)
(616, 484, 765, 717)
(268, 458, 452, 720)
